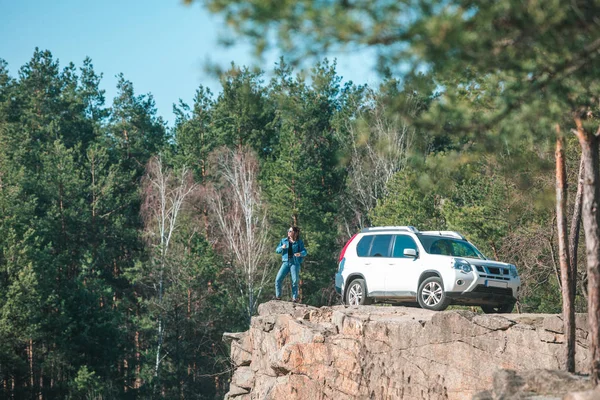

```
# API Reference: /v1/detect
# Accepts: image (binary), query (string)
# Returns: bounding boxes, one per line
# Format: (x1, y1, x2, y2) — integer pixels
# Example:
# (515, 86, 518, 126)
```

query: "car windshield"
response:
(417, 235, 486, 260)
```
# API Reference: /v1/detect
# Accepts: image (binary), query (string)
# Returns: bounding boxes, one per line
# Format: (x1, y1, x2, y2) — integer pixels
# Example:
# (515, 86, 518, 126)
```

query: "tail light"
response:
(338, 234, 358, 263)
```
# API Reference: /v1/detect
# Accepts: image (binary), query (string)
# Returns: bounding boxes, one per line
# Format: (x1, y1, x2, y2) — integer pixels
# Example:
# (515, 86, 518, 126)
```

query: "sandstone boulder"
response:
(224, 302, 591, 400)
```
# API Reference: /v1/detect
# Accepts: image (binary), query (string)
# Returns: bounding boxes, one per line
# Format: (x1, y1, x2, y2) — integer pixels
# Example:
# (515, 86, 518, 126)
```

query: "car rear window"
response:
(356, 235, 373, 257)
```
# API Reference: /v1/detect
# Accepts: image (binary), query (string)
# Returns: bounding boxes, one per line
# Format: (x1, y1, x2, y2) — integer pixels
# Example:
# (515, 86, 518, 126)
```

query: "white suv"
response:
(335, 226, 520, 313)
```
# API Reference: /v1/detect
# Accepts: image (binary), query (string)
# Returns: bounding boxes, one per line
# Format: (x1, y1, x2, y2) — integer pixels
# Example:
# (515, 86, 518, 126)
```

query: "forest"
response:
(0, 45, 591, 398)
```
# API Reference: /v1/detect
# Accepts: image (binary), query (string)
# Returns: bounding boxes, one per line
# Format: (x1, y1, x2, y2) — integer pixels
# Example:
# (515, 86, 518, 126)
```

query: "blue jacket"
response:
(276, 238, 307, 264)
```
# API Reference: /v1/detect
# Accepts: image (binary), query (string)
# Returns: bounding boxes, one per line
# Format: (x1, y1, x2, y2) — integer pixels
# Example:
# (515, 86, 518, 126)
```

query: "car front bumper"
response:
(444, 268, 520, 295)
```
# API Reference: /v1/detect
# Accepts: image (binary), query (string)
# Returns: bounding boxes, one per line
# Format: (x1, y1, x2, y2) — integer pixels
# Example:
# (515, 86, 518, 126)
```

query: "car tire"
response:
(417, 276, 450, 311)
(481, 302, 515, 314)
(345, 278, 372, 305)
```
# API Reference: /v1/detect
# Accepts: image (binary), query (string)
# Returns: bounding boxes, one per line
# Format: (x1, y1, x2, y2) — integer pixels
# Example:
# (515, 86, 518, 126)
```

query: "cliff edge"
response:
(224, 302, 594, 399)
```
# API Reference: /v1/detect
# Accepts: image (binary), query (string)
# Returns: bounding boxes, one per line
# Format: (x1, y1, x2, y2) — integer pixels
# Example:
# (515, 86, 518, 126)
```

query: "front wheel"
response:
(481, 302, 515, 314)
(417, 276, 450, 311)
(345, 279, 372, 305)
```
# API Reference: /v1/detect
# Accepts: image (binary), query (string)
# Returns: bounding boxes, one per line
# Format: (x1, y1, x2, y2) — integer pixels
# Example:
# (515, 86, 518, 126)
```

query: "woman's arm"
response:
(276, 239, 285, 253)
(296, 240, 307, 257)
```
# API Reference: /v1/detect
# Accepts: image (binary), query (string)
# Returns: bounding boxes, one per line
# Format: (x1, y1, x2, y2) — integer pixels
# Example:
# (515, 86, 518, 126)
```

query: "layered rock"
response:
(224, 302, 591, 400)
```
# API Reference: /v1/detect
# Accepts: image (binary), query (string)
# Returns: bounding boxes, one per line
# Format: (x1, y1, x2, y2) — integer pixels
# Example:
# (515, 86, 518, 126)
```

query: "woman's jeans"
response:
(275, 261, 301, 299)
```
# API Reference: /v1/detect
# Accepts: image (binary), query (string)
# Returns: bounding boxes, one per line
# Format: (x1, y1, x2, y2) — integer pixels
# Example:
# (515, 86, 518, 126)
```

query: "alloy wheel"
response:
(421, 281, 443, 306)
(348, 283, 363, 305)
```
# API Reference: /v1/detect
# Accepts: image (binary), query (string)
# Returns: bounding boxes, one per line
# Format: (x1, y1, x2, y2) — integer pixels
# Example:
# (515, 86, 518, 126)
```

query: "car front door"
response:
(385, 234, 421, 296)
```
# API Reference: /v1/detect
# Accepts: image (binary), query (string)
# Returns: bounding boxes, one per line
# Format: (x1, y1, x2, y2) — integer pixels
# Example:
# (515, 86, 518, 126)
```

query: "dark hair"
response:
(288, 226, 300, 238)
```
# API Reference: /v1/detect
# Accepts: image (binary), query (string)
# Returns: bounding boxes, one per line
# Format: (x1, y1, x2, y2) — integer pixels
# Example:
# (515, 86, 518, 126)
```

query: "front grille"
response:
(472, 285, 513, 296)
(474, 265, 509, 276)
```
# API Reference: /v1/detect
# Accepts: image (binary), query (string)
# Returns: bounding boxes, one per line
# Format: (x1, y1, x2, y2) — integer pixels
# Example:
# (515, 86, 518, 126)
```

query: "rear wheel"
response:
(345, 279, 372, 305)
(481, 302, 515, 314)
(417, 276, 450, 311)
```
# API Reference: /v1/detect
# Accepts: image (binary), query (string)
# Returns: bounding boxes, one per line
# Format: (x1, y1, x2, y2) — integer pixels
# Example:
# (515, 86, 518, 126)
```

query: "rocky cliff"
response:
(224, 302, 594, 400)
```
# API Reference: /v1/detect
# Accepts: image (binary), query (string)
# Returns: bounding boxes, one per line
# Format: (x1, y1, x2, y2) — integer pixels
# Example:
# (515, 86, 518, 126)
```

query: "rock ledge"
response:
(225, 302, 591, 399)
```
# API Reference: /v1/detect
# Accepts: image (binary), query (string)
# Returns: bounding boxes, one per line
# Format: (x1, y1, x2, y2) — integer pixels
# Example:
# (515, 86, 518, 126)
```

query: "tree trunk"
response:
(135, 329, 141, 389)
(574, 117, 600, 384)
(569, 157, 583, 295)
(555, 131, 575, 372)
(28, 340, 34, 395)
(155, 267, 164, 379)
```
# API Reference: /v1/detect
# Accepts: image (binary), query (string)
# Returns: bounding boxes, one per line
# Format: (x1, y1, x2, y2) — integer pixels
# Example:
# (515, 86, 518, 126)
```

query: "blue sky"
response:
(1, 0, 379, 126)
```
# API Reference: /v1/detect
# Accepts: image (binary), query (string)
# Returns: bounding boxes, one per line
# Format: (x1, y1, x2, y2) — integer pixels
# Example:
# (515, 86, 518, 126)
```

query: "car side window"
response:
(392, 235, 418, 258)
(356, 236, 373, 257)
(369, 235, 393, 257)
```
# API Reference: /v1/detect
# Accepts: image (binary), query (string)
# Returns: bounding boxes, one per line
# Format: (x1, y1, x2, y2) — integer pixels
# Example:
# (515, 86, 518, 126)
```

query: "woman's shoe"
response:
(273, 296, 282, 301)
(292, 298, 300, 303)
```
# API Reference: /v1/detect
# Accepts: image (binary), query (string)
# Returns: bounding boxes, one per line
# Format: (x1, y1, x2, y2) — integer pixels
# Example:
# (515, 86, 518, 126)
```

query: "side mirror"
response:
(404, 248, 418, 258)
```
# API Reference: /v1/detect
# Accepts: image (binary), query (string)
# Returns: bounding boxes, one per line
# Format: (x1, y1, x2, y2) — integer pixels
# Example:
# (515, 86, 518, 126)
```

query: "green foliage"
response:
(441, 162, 512, 258)
(212, 65, 277, 155)
(69, 365, 105, 400)
(370, 169, 443, 230)
(173, 86, 215, 181)
(199, 0, 600, 119)
(0, 50, 168, 398)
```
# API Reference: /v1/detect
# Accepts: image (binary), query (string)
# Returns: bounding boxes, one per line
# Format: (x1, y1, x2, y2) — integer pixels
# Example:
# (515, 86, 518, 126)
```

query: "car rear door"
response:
(385, 234, 421, 296)
(358, 234, 392, 296)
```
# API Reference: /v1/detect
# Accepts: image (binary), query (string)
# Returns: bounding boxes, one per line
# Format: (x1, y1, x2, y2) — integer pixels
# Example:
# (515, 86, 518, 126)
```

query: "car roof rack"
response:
(420, 231, 466, 240)
(361, 226, 419, 233)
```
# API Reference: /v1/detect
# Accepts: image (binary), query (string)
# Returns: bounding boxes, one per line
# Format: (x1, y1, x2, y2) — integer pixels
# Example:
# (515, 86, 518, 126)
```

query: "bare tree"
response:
(205, 146, 272, 322)
(340, 89, 421, 231)
(141, 155, 198, 379)
(555, 131, 575, 372)
(569, 157, 584, 286)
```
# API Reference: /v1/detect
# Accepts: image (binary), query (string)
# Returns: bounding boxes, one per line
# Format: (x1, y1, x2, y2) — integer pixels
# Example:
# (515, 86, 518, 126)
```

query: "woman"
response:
(275, 226, 307, 302)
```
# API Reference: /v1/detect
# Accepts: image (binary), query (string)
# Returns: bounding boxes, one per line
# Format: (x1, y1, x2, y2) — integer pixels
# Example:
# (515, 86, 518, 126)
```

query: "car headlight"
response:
(509, 264, 518, 278)
(452, 258, 472, 273)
